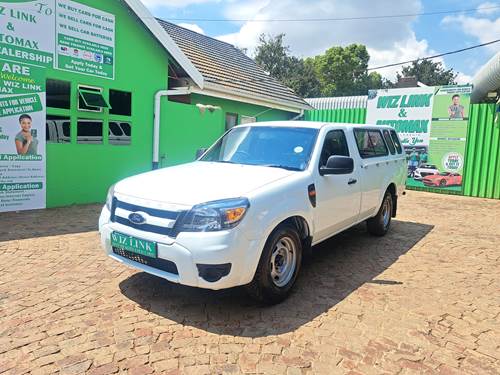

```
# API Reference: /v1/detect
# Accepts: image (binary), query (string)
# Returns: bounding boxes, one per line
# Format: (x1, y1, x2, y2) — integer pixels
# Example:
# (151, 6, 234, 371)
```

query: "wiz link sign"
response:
(367, 87, 435, 147)
(0, 0, 115, 79)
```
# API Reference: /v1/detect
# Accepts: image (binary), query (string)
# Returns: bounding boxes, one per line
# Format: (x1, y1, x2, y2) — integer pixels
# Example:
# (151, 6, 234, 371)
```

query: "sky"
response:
(142, 0, 500, 84)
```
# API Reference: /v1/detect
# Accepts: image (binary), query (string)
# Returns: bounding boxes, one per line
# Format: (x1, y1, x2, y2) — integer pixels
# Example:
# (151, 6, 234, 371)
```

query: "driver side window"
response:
(319, 130, 350, 167)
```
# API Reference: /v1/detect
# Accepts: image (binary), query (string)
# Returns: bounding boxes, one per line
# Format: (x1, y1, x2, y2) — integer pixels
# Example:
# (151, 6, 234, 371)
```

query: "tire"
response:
(366, 191, 393, 237)
(246, 224, 302, 305)
(439, 179, 447, 187)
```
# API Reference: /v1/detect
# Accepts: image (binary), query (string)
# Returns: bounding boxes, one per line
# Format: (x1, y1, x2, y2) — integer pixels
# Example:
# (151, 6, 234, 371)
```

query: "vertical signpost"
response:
(0, 0, 54, 212)
(367, 85, 472, 193)
(0, 60, 46, 212)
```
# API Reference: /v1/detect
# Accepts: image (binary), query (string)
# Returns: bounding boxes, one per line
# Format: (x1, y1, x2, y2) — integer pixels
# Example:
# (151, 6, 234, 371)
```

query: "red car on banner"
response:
(423, 172, 462, 187)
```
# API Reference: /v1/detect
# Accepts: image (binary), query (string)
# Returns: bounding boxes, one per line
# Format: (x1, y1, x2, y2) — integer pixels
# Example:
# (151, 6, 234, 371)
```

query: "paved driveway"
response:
(0, 191, 499, 374)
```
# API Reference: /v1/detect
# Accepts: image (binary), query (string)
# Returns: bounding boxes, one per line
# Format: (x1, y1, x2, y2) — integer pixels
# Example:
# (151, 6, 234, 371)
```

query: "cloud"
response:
(442, 14, 500, 51)
(456, 72, 474, 84)
(477, 2, 500, 15)
(216, 0, 431, 80)
(140, 0, 217, 9)
(367, 33, 441, 80)
(177, 23, 205, 34)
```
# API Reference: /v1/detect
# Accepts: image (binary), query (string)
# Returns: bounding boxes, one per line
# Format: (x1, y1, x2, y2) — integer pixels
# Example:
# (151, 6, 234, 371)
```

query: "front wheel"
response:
(366, 192, 393, 236)
(246, 224, 302, 305)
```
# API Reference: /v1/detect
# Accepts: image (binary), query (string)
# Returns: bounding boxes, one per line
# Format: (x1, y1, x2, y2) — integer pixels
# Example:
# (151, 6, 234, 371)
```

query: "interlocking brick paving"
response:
(0, 191, 499, 374)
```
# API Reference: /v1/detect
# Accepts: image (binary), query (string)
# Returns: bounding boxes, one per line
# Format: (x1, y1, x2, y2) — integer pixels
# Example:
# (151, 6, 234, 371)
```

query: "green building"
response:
(0, 0, 310, 211)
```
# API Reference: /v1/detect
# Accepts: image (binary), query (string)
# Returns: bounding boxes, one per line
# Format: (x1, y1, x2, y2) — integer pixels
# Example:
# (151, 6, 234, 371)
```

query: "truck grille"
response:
(113, 247, 179, 275)
(110, 198, 185, 237)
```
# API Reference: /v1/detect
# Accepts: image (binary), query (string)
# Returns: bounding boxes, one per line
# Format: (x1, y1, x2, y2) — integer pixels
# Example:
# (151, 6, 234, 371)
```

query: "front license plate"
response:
(111, 232, 157, 258)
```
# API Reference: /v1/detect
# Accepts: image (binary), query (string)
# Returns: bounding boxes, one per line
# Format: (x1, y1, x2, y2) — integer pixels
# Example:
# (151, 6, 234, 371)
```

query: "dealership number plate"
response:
(111, 232, 157, 258)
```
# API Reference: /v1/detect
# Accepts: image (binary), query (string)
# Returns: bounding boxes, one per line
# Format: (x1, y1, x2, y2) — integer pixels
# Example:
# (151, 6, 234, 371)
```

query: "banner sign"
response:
(0, 0, 115, 79)
(0, 59, 46, 212)
(0, 0, 55, 67)
(367, 85, 473, 193)
(56, 0, 115, 79)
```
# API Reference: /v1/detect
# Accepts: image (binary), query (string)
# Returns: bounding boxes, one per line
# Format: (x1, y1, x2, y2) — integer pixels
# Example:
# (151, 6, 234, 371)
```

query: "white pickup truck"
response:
(99, 122, 406, 304)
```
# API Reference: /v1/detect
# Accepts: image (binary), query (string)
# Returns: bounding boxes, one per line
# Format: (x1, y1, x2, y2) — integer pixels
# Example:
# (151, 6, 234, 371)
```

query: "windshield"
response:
(200, 126, 319, 171)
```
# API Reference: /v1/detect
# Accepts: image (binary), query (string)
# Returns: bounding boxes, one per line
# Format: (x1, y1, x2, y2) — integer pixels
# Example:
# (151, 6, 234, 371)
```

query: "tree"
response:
(310, 44, 383, 97)
(254, 34, 320, 98)
(396, 59, 457, 86)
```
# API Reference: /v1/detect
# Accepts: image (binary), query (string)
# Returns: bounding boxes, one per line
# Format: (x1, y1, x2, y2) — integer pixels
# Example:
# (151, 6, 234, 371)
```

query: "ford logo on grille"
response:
(128, 212, 146, 225)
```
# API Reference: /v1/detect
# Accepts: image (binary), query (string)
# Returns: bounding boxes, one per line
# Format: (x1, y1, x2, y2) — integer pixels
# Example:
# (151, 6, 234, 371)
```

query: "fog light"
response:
(197, 263, 231, 282)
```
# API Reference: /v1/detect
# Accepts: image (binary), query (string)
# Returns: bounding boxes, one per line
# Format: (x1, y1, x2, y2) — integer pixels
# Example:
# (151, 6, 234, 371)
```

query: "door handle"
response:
(348, 178, 357, 185)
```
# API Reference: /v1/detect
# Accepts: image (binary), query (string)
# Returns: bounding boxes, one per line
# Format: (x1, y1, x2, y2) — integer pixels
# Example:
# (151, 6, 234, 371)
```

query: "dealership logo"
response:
(128, 212, 147, 225)
(94, 53, 103, 63)
(442, 152, 463, 172)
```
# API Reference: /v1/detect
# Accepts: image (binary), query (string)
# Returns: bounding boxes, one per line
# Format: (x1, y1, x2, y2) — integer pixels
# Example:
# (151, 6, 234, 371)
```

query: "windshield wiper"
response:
(264, 164, 302, 171)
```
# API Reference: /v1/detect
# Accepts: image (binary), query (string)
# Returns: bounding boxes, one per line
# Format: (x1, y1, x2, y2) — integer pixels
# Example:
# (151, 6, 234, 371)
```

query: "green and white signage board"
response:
(0, 59, 46, 212)
(0, 0, 115, 78)
(56, 0, 115, 79)
(367, 85, 473, 193)
(0, 0, 55, 67)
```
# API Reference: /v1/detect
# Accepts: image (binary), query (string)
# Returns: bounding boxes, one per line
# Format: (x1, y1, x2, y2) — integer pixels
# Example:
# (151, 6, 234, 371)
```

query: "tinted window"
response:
(383, 129, 396, 155)
(109, 121, 131, 145)
(46, 79, 71, 109)
(46, 115, 71, 143)
(390, 130, 403, 154)
(354, 129, 388, 158)
(109, 90, 132, 116)
(319, 130, 350, 167)
(77, 120, 103, 144)
(78, 86, 104, 112)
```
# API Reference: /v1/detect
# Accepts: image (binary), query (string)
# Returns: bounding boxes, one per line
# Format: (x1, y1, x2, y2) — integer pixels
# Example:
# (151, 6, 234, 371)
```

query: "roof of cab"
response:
(234, 121, 393, 130)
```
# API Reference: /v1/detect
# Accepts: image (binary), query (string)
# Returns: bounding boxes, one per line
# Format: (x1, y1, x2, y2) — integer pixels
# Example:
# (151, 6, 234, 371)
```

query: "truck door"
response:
(353, 128, 390, 218)
(313, 129, 362, 243)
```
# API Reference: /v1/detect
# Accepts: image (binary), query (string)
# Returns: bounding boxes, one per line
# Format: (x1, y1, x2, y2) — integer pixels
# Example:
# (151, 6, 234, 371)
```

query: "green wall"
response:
(191, 94, 296, 123)
(46, 0, 170, 207)
(159, 100, 224, 167)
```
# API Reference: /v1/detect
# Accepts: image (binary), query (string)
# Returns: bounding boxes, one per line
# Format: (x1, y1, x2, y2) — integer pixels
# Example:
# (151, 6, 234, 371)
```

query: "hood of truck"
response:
(114, 161, 296, 207)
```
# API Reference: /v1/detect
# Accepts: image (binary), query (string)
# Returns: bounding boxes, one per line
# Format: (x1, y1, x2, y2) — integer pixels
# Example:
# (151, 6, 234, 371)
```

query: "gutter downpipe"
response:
(291, 109, 304, 121)
(153, 88, 190, 169)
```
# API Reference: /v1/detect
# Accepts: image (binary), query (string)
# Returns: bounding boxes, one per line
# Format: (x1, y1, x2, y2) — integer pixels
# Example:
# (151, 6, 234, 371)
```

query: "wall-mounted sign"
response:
(367, 85, 473, 193)
(0, 0, 115, 79)
(56, 0, 115, 79)
(0, 0, 56, 67)
(0, 59, 46, 212)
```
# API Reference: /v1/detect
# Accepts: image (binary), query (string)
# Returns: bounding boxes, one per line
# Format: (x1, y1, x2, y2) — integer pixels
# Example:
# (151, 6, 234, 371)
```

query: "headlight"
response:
(105, 184, 116, 211)
(177, 198, 250, 232)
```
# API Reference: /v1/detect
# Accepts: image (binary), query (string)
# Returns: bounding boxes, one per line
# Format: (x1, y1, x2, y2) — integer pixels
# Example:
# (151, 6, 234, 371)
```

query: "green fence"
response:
(304, 108, 366, 124)
(304, 104, 500, 199)
(463, 104, 500, 199)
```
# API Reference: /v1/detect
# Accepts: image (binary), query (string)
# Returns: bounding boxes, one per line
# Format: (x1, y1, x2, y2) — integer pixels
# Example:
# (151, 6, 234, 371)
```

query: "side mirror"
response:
(319, 156, 354, 176)
(195, 148, 208, 159)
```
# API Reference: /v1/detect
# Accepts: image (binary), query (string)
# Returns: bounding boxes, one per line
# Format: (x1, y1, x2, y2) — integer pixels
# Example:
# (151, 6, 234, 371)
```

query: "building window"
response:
(46, 115, 71, 143)
(109, 90, 132, 116)
(78, 85, 109, 112)
(225, 113, 238, 130)
(77, 119, 103, 144)
(46, 79, 71, 109)
(240, 116, 256, 124)
(109, 121, 131, 145)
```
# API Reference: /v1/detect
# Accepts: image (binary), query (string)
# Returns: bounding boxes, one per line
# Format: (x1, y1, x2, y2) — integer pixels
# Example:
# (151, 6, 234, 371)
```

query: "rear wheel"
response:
(439, 179, 447, 187)
(366, 191, 393, 236)
(246, 224, 302, 305)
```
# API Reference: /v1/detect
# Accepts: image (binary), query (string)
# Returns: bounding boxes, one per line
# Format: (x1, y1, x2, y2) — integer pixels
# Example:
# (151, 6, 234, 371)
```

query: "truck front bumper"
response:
(99, 206, 262, 290)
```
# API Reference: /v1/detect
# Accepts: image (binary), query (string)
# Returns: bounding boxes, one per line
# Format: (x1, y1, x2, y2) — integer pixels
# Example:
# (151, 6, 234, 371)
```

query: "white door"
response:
(353, 128, 390, 218)
(314, 130, 362, 242)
